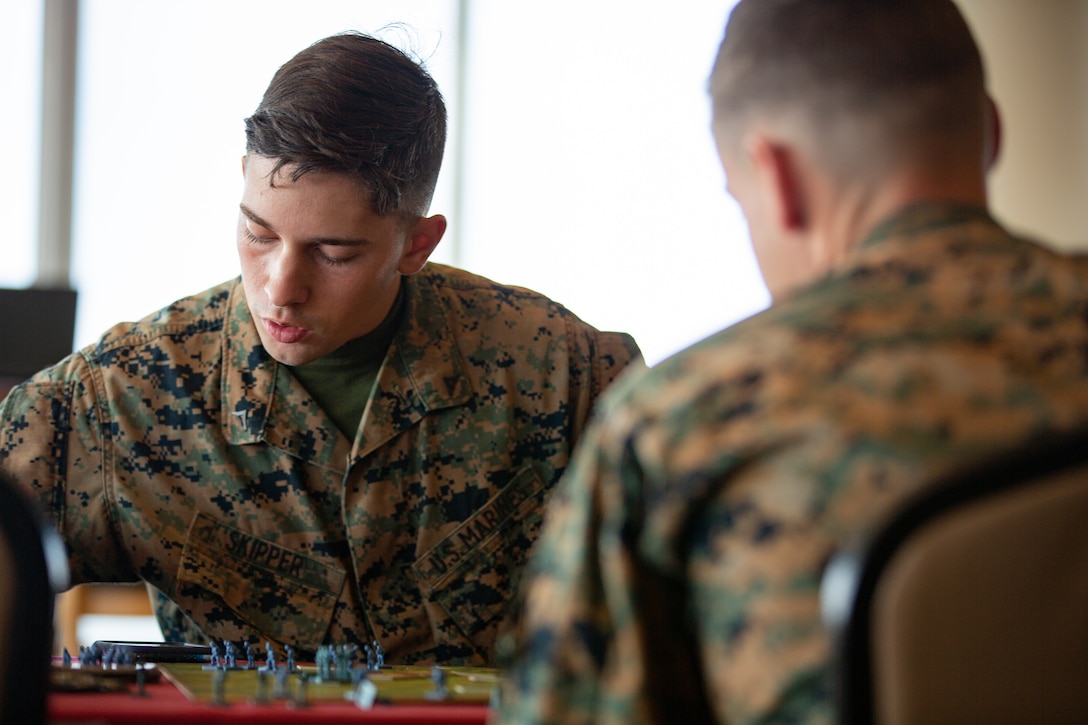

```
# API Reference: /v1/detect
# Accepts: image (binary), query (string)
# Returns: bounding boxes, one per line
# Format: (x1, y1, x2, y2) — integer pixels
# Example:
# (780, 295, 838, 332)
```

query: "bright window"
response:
(0, 0, 44, 289)
(459, 1, 764, 364)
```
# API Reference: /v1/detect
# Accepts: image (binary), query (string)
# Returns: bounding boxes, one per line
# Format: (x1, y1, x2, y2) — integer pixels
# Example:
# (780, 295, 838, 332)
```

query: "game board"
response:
(50, 663, 159, 693)
(158, 662, 500, 706)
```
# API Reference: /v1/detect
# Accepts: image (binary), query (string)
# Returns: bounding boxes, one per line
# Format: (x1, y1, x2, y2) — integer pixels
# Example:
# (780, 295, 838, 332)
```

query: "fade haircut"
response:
(710, 0, 986, 177)
(245, 32, 447, 218)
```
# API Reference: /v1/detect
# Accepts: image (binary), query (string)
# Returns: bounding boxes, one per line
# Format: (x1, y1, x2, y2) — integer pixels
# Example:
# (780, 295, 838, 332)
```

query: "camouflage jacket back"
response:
(0, 262, 641, 665)
(497, 204, 1088, 724)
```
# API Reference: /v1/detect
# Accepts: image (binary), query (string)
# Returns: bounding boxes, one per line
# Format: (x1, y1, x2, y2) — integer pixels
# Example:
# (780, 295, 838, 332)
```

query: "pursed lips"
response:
(262, 317, 310, 344)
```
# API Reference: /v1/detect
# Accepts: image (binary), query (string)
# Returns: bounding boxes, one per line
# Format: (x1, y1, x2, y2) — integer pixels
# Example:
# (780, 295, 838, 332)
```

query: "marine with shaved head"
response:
(497, 1, 1088, 722)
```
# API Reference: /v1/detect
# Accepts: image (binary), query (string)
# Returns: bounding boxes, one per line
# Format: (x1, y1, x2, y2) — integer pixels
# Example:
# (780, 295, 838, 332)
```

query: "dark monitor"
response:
(0, 287, 78, 381)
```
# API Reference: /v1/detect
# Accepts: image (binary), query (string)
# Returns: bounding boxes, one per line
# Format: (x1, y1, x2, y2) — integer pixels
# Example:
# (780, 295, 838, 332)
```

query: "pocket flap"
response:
(178, 513, 346, 646)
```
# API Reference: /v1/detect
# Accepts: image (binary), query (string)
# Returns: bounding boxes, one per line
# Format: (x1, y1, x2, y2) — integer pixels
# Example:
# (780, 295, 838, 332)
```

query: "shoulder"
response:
(415, 263, 581, 320)
(597, 213, 1088, 468)
(412, 263, 639, 350)
(852, 205, 1088, 297)
(587, 275, 879, 473)
(7, 280, 238, 391)
(596, 317, 769, 435)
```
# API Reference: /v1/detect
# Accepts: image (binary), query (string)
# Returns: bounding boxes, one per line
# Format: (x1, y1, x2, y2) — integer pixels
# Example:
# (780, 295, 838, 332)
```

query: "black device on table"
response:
(92, 641, 211, 663)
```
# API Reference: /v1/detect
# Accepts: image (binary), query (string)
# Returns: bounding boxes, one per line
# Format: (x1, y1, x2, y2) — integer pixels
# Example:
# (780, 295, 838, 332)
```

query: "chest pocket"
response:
(411, 465, 550, 644)
(178, 513, 346, 647)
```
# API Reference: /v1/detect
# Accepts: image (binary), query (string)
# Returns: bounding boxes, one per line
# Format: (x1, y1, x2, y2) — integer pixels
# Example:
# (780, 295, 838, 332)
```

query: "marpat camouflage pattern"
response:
(0, 262, 641, 666)
(496, 204, 1088, 725)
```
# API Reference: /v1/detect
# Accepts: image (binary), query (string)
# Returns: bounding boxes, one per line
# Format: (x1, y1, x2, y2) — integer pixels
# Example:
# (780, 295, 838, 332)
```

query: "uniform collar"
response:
(857, 202, 995, 252)
(352, 267, 475, 462)
(220, 271, 474, 472)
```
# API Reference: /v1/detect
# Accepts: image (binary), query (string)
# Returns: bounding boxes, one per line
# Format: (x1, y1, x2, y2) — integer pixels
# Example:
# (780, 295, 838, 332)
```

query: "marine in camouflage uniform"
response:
(496, 0, 1088, 722)
(496, 204, 1088, 724)
(0, 262, 640, 665)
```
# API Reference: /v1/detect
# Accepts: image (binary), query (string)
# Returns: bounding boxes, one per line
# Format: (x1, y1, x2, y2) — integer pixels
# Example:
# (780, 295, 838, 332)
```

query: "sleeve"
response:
(0, 356, 135, 585)
(495, 365, 836, 725)
(564, 321, 645, 446)
(494, 396, 670, 725)
(590, 331, 643, 401)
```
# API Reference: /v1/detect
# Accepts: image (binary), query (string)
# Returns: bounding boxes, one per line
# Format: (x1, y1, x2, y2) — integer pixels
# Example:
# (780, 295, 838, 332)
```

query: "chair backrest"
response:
(0, 473, 68, 725)
(821, 428, 1088, 725)
(0, 286, 78, 383)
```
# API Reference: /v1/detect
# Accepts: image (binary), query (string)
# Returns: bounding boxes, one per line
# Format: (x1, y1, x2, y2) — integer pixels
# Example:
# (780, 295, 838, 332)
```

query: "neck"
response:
(811, 166, 988, 272)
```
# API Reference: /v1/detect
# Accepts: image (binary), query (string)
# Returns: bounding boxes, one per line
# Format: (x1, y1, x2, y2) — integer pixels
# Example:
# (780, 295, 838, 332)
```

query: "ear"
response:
(398, 214, 447, 275)
(984, 93, 1002, 172)
(746, 135, 806, 232)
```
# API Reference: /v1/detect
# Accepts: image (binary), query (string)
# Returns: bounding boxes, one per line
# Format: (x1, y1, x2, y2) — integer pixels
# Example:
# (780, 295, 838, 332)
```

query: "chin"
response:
(280, 350, 322, 367)
(260, 339, 316, 367)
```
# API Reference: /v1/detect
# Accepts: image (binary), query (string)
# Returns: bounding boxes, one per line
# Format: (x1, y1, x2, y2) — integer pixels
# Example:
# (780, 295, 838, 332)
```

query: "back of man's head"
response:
(710, 0, 988, 183)
(245, 32, 447, 218)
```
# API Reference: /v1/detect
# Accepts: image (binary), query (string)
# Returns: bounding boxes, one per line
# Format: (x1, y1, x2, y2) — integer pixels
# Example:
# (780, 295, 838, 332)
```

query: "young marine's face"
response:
(237, 154, 443, 366)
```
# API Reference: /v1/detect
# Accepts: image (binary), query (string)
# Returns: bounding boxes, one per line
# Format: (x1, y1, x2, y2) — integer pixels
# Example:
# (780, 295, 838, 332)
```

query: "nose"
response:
(264, 245, 309, 308)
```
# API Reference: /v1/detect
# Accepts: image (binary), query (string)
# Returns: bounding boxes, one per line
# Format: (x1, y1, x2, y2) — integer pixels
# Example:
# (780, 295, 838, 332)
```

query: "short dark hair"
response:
(710, 0, 986, 174)
(245, 32, 447, 218)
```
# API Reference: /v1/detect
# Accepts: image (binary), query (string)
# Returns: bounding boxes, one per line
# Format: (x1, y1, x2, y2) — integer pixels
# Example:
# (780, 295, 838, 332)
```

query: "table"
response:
(48, 665, 494, 725)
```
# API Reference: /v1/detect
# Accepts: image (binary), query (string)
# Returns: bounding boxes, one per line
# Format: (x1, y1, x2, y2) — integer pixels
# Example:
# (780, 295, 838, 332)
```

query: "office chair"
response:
(0, 287, 78, 384)
(821, 428, 1088, 725)
(0, 473, 68, 725)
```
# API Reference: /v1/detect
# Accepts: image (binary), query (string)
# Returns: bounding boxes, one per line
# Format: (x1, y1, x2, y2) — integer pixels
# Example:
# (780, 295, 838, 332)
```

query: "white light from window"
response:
(0, 0, 44, 289)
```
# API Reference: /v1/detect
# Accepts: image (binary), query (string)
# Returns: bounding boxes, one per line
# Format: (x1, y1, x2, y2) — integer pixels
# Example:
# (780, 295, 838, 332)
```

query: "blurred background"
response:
(1, 0, 1085, 651)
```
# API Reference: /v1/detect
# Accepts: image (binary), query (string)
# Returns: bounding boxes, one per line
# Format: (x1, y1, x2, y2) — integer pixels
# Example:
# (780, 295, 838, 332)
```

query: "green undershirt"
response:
(289, 286, 406, 439)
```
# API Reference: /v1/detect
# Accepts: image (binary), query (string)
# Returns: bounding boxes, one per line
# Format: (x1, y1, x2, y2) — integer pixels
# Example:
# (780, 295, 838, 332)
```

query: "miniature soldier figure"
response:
(316, 644, 330, 681)
(135, 663, 148, 697)
(62, 648, 71, 667)
(274, 666, 290, 699)
(284, 644, 296, 672)
(373, 640, 384, 669)
(263, 641, 276, 672)
(225, 641, 237, 669)
(212, 668, 227, 707)
(329, 644, 338, 673)
(364, 643, 375, 672)
(293, 672, 310, 708)
(337, 645, 357, 683)
(253, 670, 269, 705)
(425, 665, 449, 701)
(244, 640, 255, 669)
(350, 669, 378, 710)
(333, 645, 344, 680)
(206, 640, 221, 670)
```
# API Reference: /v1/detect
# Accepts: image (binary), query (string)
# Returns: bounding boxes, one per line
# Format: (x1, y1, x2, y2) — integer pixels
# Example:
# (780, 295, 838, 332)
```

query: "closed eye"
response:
(242, 227, 275, 244)
(315, 248, 354, 267)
